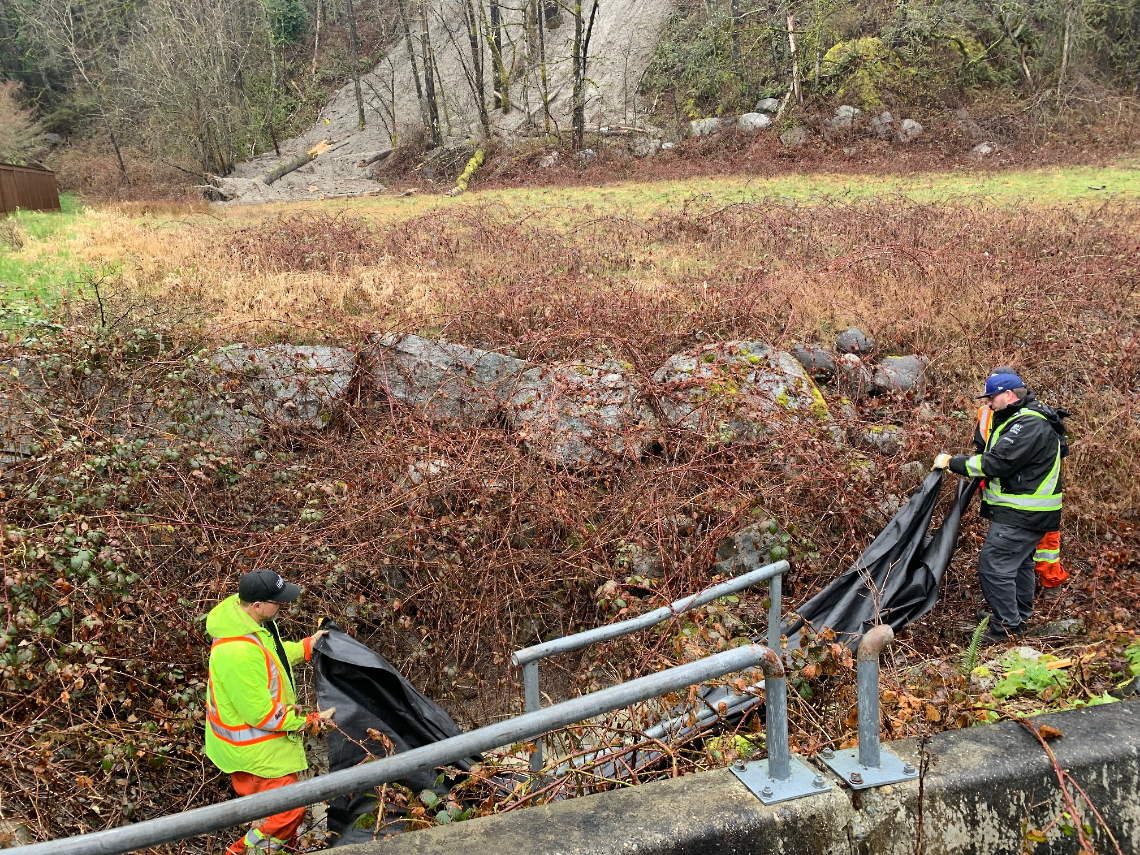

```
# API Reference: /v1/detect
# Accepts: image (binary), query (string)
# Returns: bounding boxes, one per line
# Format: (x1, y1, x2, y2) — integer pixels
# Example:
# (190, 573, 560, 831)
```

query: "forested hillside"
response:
(1, 0, 1139, 191)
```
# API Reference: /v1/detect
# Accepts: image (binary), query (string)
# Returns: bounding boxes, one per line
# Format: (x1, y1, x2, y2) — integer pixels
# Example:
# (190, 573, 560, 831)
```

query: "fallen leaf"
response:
(1040, 725, 1063, 740)
(924, 703, 942, 723)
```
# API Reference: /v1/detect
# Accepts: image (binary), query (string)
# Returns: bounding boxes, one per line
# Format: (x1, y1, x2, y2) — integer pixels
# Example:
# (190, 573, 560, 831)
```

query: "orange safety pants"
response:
(225, 772, 304, 855)
(1034, 530, 1068, 588)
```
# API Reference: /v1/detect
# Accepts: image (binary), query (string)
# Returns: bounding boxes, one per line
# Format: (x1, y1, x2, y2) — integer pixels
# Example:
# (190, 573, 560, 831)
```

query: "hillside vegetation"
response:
(1, 0, 1139, 196)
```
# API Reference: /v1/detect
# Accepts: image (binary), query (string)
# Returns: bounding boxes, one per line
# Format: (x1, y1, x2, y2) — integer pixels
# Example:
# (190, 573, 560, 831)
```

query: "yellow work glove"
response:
(932, 453, 952, 471)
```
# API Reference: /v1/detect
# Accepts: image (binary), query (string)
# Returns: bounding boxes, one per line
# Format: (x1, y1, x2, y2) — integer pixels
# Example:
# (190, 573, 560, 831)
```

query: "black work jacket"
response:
(949, 393, 1068, 532)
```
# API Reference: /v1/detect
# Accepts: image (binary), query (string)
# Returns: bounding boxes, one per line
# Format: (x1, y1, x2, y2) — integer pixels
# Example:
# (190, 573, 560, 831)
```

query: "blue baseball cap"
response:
(977, 372, 1024, 399)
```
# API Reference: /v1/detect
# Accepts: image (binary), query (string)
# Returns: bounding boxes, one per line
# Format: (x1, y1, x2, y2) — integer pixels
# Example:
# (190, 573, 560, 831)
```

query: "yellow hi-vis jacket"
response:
(204, 595, 315, 778)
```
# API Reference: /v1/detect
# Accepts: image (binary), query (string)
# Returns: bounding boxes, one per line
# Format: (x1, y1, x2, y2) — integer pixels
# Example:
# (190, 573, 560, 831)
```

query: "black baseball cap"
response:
(238, 569, 302, 603)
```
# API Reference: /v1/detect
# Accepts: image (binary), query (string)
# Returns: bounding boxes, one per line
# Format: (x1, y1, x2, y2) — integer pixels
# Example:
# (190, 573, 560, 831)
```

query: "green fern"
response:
(961, 615, 990, 675)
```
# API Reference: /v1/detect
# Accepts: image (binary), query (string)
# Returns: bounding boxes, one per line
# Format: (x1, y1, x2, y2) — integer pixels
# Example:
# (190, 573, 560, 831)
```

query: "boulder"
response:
(790, 343, 837, 381)
(210, 345, 355, 431)
(576, 148, 597, 163)
(755, 97, 781, 114)
(899, 460, 928, 488)
(969, 141, 996, 160)
(631, 137, 661, 158)
(0, 821, 32, 847)
(689, 118, 725, 138)
(370, 333, 530, 427)
(738, 113, 773, 133)
(898, 118, 923, 142)
(652, 340, 831, 443)
(829, 105, 863, 130)
(836, 327, 875, 355)
(873, 355, 928, 396)
(870, 111, 894, 138)
(954, 108, 986, 140)
(852, 423, 903, 456)
(714, 519, 790, 577)
(836, 353, 876, 397)
(537, 151, 561, 169)
(661, 141, 677, 151)
(508, 360, 658, 468)
(780, 126, 808, 148)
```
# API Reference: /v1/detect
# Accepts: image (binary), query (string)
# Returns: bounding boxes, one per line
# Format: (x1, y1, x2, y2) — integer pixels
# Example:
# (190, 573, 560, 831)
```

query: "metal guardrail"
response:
(512, 560, 789, 770)
(9, 645, 784, 855)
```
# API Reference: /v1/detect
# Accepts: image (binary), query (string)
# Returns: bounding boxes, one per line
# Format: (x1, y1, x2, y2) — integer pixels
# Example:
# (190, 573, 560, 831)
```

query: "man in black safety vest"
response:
(933, 372, 1067, 641)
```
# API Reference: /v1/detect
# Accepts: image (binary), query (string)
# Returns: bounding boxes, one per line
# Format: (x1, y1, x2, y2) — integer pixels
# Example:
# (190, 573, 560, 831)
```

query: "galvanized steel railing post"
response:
(764, 671, 790, 781)
(523, 660, 542, 771)
(856, 625, 891, 769)
(728, 620, 829, 805)
(767, 573, 782, 653)
(764, 573, 788, 780)
(818, 624, 918, 790)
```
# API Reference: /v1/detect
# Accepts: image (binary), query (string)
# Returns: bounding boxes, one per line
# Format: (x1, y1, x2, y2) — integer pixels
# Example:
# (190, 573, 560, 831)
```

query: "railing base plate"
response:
(819, 747, 918, 790)
(730, 755, 829, 805)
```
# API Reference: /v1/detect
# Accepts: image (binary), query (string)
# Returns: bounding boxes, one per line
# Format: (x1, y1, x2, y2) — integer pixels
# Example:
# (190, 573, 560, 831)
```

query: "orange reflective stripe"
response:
(208, 633, 290, 746)
(977, 406, 992, 442)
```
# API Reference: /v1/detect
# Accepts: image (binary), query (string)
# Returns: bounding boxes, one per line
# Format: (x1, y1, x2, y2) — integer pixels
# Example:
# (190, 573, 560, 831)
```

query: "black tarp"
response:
(313, 624, 478, 846)
(785, 470, 979, 648)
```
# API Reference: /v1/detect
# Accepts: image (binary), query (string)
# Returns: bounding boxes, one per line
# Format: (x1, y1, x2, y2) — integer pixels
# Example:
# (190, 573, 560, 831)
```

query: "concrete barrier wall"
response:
(342, 699, 1140, 855)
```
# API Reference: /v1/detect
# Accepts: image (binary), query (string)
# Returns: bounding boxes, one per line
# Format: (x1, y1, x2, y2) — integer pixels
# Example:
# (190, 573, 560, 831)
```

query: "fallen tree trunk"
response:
(260, 139, 332, 185)
(356, 149, 393, 167)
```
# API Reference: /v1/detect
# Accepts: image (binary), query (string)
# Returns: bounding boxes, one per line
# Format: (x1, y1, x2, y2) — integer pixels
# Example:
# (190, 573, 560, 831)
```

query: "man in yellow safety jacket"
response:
(205, 569, 334, 855)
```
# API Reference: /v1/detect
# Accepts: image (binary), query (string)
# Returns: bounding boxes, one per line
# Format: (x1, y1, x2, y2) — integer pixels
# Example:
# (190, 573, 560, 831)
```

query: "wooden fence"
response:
(0, 163, 62, 216)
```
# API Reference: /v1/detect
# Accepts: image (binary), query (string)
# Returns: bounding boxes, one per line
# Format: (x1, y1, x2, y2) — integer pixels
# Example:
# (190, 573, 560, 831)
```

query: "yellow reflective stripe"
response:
(244, 827, 289, 852)
(964, 455, 986, 477)
(1034, 549, 1061, 562)
(982, 489, 1063, 511)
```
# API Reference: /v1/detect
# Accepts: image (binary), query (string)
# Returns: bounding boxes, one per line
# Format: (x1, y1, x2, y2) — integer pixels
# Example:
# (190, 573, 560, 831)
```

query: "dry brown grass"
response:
(45, 193, 1140, 514)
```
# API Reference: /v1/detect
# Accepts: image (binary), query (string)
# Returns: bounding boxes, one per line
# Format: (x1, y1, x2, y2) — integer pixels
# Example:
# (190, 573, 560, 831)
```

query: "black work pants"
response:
(977, 522, 1039, 634)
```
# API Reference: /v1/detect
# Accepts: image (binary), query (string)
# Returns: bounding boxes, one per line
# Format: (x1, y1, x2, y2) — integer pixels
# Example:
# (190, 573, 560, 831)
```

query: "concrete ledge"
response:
(340, 699, 1140, 855)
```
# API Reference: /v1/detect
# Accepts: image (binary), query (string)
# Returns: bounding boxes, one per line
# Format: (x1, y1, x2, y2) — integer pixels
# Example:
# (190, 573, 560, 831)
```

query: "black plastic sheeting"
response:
(785, 470, 979, 648)
(312, 624, 478, 846)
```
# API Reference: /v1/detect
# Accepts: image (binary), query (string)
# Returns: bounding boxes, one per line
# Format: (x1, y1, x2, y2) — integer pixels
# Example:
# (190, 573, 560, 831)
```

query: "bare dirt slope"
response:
(220, 0, 675, 204)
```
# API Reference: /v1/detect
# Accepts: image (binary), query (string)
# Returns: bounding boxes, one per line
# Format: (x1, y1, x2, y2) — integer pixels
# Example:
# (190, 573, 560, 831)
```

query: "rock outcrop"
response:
(653, 340, 831, 443)
(508, 360, 657, 468)
(369, 333, 530, 427)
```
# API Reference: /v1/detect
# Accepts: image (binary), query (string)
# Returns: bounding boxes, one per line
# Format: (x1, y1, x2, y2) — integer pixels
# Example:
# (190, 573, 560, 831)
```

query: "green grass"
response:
(0, 195, 92, 318)
(272, 163, 1140, 229)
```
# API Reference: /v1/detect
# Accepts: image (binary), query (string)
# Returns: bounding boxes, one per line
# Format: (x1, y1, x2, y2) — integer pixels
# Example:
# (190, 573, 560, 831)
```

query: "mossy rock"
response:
(653, 340, 834, 445)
